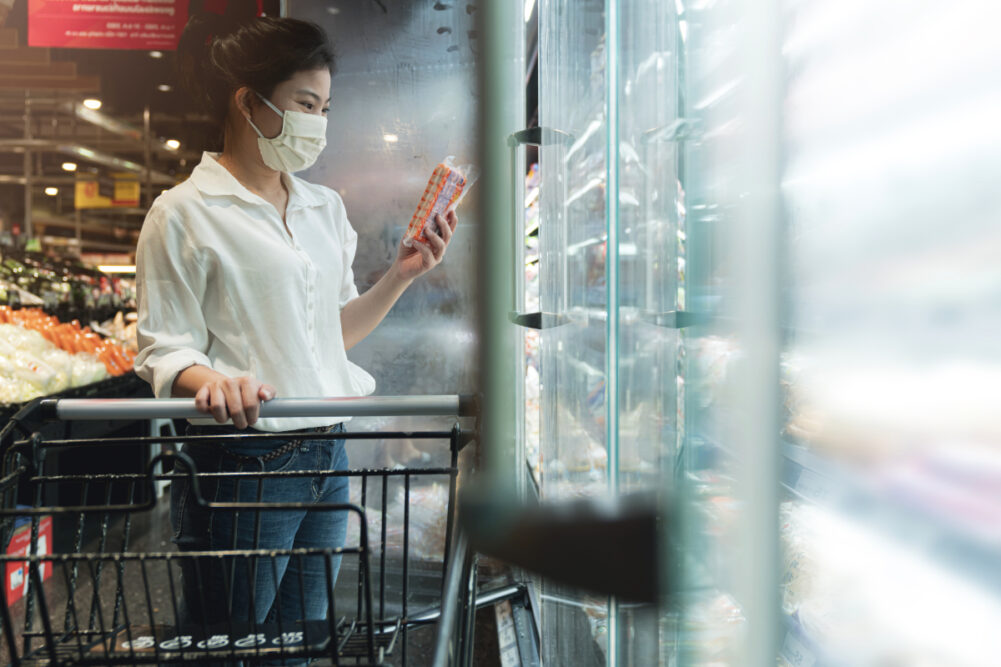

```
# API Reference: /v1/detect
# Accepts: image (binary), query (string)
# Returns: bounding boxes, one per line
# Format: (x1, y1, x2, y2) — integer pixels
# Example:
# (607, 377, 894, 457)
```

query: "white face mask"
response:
(245, 92, 327, 173)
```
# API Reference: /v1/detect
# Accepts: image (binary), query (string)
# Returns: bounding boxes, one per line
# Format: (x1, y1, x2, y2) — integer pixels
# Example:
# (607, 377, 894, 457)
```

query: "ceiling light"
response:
(157, 84, 172, 92)
(149, 50, 163, 59)
(165, 139, 181, 150)
(82, 98, 102, 110)
(98, 265, 136, 274)
(383, 133, 399, 143)
(44, 187, 58, 196)
(327, 7, 340, 14)
(61, 162, 77, 172)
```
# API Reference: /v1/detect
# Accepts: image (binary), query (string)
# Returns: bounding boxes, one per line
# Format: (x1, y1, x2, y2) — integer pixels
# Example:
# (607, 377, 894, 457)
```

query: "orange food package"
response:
(402, 157, 478, 248)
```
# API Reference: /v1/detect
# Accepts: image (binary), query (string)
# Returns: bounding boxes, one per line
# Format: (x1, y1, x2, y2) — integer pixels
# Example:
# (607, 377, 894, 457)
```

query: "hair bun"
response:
(175, 7, 334, 151)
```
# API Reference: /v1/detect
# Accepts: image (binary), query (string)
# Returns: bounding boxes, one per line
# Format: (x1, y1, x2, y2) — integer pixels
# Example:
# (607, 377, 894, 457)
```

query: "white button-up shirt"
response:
(135, 151, 375, 432)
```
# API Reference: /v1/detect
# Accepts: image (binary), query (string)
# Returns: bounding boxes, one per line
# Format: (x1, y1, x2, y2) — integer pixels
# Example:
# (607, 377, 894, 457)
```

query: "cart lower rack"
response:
(0, 395, 476, 666)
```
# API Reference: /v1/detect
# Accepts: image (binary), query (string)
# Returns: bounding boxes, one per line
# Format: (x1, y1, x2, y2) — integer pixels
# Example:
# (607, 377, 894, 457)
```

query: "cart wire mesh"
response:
(0, 396, 476, 666)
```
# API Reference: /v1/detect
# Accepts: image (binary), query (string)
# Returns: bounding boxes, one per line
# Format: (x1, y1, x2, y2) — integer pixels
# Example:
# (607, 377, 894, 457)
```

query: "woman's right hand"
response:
(194, 375, 277, 429)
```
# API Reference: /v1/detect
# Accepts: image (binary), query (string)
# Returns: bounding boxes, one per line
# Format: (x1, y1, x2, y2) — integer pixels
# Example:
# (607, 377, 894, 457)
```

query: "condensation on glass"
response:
(293, 1, 480, 465)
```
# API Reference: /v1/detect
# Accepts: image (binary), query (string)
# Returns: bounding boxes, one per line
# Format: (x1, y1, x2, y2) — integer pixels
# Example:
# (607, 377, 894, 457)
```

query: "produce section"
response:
(0, 250, 138, 412)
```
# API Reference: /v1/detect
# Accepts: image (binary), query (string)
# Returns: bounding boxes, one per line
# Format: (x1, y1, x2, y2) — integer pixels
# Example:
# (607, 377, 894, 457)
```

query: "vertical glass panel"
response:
(677, 0, 747, 659)
(539, 0, 609, 503)
(614, 0, 681, 662)
(614, 0, 678, 491)
(778, 2, 1001, 665)
(676, 0, 785, 664)
(539, 0, 611, 663)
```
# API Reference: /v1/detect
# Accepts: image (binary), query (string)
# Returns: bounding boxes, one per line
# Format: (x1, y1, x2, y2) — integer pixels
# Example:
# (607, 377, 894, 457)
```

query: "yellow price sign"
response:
(75, 177, 140, 209)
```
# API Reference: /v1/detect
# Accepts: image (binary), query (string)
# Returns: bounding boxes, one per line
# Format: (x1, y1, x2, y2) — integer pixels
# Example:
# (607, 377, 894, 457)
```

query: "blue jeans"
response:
(170, 423, 350, 662)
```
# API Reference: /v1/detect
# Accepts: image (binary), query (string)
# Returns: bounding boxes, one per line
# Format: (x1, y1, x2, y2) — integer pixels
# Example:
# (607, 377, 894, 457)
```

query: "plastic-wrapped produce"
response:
(0, 307, 135, 377)
(70, 354, 109, 387)
(0, 376, 35, 405)
(0, 319, 111, 404)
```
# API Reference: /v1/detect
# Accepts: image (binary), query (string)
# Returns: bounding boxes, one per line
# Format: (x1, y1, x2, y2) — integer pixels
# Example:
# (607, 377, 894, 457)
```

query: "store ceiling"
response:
(0, 0, 280, 249)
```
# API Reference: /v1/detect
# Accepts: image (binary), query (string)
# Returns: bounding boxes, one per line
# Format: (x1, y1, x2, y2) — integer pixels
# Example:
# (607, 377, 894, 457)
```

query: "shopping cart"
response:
(0, 395, 477, 666)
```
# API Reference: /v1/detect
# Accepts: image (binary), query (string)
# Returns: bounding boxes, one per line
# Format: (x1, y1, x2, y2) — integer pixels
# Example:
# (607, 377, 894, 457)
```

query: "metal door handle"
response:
(507, 126, 575, 327)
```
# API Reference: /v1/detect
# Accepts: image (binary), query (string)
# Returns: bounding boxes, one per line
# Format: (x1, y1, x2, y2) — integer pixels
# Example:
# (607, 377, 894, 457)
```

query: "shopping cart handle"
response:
(38, 395, 478, 421)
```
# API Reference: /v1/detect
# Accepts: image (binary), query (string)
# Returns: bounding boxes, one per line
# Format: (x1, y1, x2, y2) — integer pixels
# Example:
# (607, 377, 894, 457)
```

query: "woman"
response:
(134, 5, 458, 644)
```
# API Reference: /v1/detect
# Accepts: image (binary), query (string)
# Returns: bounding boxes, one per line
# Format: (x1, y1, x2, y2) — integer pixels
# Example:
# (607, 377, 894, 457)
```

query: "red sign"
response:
(28, 0, 192, 50)
(4, 516, 53, 607)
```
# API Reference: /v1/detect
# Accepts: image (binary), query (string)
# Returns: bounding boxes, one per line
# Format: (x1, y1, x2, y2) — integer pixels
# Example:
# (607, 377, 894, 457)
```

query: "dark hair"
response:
(177, 1, 335, 137)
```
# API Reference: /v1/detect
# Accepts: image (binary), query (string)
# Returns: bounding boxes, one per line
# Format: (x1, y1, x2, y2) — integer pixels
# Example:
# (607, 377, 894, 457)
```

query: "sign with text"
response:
(28, 0, 192, 50)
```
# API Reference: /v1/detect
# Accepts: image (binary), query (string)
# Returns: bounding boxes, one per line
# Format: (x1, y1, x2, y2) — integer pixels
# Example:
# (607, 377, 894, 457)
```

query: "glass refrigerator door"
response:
(538, 2, 615, 661)
(675, 1, 785, 665)
(536, 0, 681, 663)
(776, 3, 1001, 665)
(678, 2, 1001, 666)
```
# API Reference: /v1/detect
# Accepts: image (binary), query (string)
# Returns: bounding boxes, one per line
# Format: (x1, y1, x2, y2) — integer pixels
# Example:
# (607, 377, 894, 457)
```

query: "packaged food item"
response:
(402, 157, 478, 247)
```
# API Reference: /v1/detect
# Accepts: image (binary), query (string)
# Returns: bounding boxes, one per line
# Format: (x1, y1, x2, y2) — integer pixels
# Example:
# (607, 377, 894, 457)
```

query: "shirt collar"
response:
(189, 151, 326, 210)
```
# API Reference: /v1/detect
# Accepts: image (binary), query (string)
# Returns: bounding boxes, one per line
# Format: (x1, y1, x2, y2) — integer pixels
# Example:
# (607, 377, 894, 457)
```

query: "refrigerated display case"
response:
(530, 0, 682, 663)
(676, 1, 1001, 667)
(527, 1, 1001, 665)
(771, 2, 1001, 665)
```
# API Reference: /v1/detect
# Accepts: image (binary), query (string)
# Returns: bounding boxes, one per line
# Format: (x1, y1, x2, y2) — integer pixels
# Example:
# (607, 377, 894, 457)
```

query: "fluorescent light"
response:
(44, 187, 58, 196)
(383, 133, 399, 143)
(149, 50, 163, 59)
(165, 139, 181, 150)
(82, 98, 102, 110)
(524, 0, 535, 22)
(157, 84, 172, 92)
(61, 162, 77, 172)
(98, 265, 136, 274)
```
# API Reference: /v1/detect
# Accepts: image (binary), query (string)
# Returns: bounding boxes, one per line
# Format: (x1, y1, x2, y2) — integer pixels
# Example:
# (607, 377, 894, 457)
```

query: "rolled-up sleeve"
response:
(134, 204, 213, 398)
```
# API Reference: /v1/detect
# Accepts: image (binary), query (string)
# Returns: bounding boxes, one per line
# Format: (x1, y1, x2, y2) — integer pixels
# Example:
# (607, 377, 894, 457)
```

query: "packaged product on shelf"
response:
(780, 501, 819, 616)
(95, 310, 139, 353)
(550, 405, 607, 474)
(524, 362, 542, 479)
(402, 157, 478, 248)
(618, 401, 664, 473)
(0, 328, 68, 400)
(690, 335, 739, 410)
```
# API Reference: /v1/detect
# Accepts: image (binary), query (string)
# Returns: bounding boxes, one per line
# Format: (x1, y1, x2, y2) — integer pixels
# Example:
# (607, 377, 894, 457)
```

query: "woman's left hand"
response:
(393, 211, 458, 282)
